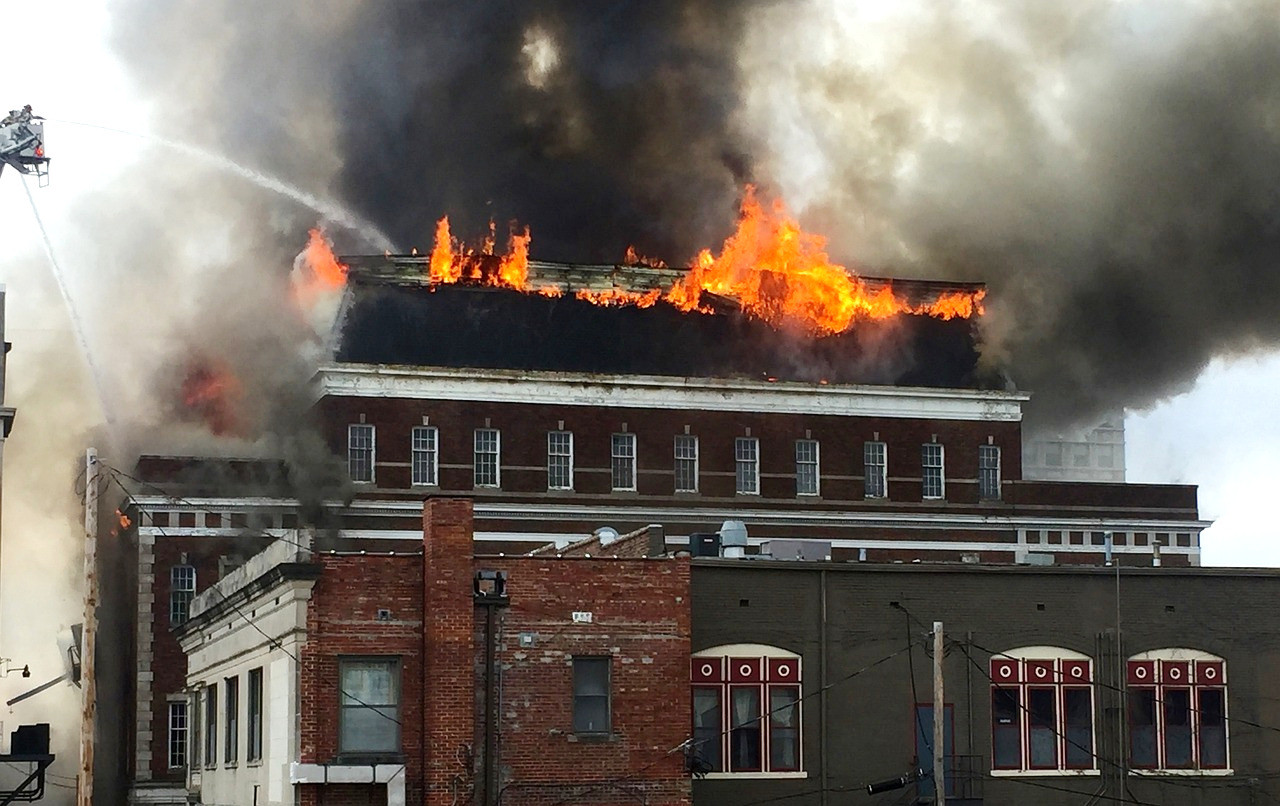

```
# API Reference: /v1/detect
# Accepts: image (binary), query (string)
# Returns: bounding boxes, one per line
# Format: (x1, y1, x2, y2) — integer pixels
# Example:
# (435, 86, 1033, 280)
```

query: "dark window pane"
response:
(729, 687, 762, 772)
(1028, 688, 1057, 768)
(692, 687, 722, 772)
(769, 686, 800, 771)
(573, 658, 611, 734)
(1064, 688, 1094, 768)
(1163, 689, 1192, 768)
(992, 688, 1021, 769)
(1129, 689, 1157, 768)
(1199, 689, 1227, 769)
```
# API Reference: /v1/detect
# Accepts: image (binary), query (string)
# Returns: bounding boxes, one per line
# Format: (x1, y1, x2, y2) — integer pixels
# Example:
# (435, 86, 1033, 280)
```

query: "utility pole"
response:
(933, 621, 944, 806)
(79, 448, 98, 806)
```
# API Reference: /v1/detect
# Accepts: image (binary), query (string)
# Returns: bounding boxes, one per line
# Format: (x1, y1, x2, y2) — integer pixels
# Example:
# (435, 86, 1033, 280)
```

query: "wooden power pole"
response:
(933, 621, 944, 806)
(79, 448, 98, 806)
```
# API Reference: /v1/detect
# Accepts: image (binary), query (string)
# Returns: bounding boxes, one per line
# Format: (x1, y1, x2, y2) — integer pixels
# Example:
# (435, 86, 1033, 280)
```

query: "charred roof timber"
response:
(335, 257, 996, 389)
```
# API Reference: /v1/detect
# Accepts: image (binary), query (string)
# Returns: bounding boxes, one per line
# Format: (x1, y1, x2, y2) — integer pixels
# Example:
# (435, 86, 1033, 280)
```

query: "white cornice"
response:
(314, 363, 1028, 421)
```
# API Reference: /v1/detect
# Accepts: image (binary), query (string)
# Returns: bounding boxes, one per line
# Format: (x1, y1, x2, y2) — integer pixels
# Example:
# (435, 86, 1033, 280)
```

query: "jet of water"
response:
(21, 175, 115, 427)
(49, 118, 398, 253)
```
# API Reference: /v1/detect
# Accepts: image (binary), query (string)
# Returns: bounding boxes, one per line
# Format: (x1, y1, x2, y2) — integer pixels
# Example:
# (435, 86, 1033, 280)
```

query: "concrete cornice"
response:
(314, 363, 1028, 421)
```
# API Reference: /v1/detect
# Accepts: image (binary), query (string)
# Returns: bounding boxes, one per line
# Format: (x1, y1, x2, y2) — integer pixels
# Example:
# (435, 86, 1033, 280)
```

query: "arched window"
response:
(1127, 649, 1228, 771)
(989, 647, 1095, 772)
(691, 644, 802, 775)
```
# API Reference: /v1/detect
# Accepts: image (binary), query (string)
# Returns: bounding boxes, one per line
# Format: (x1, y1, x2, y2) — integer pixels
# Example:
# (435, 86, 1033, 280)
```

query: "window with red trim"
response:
(1126, 654, 1228, 771)
(690, 652, 802, 773)
(989, 652, 1096, 772)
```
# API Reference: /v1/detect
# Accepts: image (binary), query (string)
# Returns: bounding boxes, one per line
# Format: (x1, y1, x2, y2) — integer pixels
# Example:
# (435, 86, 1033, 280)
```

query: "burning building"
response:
(115, 206, 1206, 805)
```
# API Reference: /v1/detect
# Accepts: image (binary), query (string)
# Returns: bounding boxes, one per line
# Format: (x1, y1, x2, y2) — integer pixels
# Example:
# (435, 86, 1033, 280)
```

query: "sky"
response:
(0, 0, 1277, 609)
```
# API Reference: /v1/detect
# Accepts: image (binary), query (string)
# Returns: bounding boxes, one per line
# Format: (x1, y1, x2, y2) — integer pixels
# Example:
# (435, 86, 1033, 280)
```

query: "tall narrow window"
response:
(921, 443, 945, 499)
(247, 667, 263, 763)
(690, 648, 803, 775)
(339, 658, 401, 754)
(204, 687, 217, 768)
(1127, 653, 1228, 771)
(864, 441, 887, 499)
(795, 440, 820, 497)
(168, 701, 188, 769)
(573, 657, 611, 734)
(735, 437, 760, 495)
(348, 423, 374, 483)
(547, 431, 574, 490)
(224, 676, 238, 764)
(989, 650, 1095, 772)
(674, 435, 699, 493)
(170, 565, 196, 627)
(979, 444, 1001, 500)
(411, 426, 438, 486)
(474, 428, 500, 488)
(611, 433, 636, 491)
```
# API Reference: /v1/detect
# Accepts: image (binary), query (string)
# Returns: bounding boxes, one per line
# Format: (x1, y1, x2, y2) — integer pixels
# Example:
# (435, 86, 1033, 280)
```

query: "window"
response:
(411, 426, 438, 486)
(168, 701, 188, 769)
(1127, 651, 1228, 771)
(795, 440, 819, 496)
(979, 445, 1001, 500)
(474, 428, 500, 488)
(247, 667, 263, 763)
(864, 441, 887, 498)
(224, 676, 238, 764)
(611, 433, 636, 491)
(735, 438, 759, 495)
(989, 649, 1095, 772)
(1071, 443, 1091, 468)
(1044, 442, 1063, 467)
(170, 565, 196, 627)
(674, 435, 699, 493)
(690, 646, 802, 774)
(1097, 444, 1116, 469)
(339, 658, 400, 755)
(547, 431, 574, 490)
(348, 424, 375, 483)
(573, 657, 611, 734)
(204, 686, 217, 768)
(922, 443, 945, 499)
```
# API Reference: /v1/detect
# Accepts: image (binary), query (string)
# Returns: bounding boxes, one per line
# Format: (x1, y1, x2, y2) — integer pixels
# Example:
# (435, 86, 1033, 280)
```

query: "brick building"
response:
(691, 556, 1280, 805)
(118, 261, 1208, 803)
(174, 498, 691, 806)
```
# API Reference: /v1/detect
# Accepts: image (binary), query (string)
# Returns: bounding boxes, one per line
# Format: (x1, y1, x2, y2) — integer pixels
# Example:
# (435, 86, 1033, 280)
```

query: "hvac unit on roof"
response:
(720, 520, 747, 559)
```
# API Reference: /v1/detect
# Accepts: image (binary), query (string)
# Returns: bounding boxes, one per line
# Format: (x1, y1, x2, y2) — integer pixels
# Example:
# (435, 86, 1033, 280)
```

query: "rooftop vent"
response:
(720, 520, 748, 559)
(594, 526, 621, 546)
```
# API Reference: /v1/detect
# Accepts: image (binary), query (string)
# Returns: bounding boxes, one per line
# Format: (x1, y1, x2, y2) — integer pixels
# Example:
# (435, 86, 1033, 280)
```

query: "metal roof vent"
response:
(594, 526, 621, 546)
(719, 520, 748, 559)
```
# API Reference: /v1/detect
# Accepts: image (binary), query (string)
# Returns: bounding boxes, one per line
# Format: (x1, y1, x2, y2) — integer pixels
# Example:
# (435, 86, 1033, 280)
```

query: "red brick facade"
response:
(290, 498, 691, 806)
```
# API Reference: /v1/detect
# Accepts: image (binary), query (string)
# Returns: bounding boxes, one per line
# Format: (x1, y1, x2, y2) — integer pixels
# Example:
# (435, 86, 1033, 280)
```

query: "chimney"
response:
(422, 498, 475, 806)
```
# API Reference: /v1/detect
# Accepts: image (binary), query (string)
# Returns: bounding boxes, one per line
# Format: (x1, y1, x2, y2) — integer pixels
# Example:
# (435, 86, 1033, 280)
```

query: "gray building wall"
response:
(691, 559, 1280, 805)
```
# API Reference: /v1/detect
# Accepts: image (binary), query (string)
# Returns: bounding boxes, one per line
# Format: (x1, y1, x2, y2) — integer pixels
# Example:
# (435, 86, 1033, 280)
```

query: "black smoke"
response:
(107, 0, 1280, 428)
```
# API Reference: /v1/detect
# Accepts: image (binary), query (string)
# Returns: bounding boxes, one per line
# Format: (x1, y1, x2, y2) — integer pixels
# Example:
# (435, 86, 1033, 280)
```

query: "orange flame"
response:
(429, 216, 539, 291)
(293, 228, 348, 308)
(180, 359, 244, 437)
(575, 287, 662, 307)
(623, 245, 667, 269)
(664, 186, 985, 334)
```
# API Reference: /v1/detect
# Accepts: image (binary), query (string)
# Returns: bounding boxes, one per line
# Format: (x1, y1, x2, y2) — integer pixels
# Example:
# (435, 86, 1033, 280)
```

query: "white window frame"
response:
(674, 435, 699, 493)
(167, 699, 188, 769)
(611, 433, 637, 492)
(474, 428, 501, 488)
(348, 423, 375, 484)
(979, 445, 1001, 500)
(170, 565, 196, 627)
(1126, 649, 1230, 774)
(411, 426, 439, 486)
(691, 644, 804, 779)
(794, 439, 820, 497)
(864, 441, 887, 499)
(548, 431, 575, 491)
(735, 437, 760, 496)
(989, 647, 1097, 775)
(922, 443, 945, 499)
